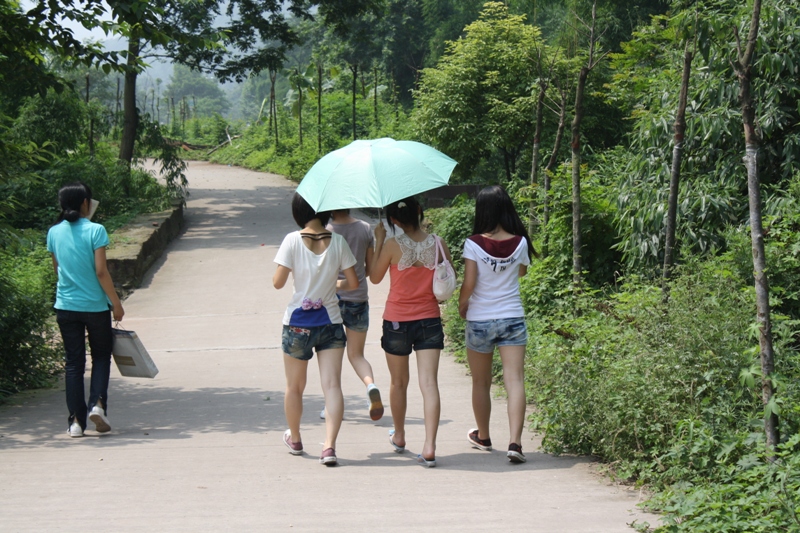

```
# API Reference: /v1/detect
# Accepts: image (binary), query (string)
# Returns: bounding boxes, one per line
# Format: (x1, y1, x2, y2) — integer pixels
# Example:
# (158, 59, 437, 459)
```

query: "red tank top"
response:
(383, 264, 440, 322)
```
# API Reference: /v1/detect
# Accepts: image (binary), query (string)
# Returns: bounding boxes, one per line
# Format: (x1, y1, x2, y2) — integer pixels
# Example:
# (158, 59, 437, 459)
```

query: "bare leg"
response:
(467, 348, 493, 441)
(499, 345, 526, 445)
(317, 347, 345, 450)
(283, 354, 308, 444)
(345, 328, 374, 386)
(385, 352, 409, 447)
(416, 348, 440, 460)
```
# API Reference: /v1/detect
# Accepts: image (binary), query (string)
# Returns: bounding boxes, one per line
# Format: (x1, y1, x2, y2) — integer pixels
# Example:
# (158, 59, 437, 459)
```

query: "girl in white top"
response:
(457, 186, 535, 464)
(273, 194, 358, 466)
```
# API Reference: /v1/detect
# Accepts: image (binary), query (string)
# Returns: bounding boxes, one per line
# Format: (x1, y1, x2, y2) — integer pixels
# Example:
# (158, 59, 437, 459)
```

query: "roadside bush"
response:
(0, 237, 60, 399)
(637, 435, 800, 532)
(425, 196, 474, 264)
(526, 259, 768, 484)
(11, 88, 86, 154)
(3, 150, 170, 231)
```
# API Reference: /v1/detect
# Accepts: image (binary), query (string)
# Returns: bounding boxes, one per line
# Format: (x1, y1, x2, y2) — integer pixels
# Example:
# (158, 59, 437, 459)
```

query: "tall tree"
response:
(662, 35, 694, 291)
(732, 0, 777, 452)
(284, 65, 314, 146)
(414, 2, 539, 181)
(541, 69, 572, 257)
(327, 9, 382, 141)
(528, 45, 558, 236)
(107, 0, 380, 163)
(569, 1, 607, 287)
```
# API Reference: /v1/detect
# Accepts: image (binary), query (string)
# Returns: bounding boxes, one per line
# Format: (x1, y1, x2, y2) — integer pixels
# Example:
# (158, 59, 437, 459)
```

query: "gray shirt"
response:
(327, 219, 374, 302)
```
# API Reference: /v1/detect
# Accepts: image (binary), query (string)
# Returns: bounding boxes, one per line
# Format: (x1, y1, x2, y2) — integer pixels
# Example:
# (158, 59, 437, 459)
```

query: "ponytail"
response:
(56, 182, 92, 224)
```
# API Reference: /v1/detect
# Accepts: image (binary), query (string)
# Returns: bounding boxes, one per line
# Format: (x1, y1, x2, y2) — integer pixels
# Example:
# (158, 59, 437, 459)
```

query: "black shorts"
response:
(381, 318, 444, 356)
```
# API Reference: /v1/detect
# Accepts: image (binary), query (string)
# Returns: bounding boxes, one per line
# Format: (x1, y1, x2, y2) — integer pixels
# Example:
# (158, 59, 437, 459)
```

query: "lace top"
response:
(396, 233, 437, 270)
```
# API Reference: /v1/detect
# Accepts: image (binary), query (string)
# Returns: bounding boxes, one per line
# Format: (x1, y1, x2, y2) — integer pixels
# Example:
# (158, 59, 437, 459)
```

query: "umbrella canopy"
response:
(296, 138, 457, 212)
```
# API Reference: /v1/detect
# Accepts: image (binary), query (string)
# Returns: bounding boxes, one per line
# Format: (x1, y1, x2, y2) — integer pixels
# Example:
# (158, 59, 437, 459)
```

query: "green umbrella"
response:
(296, 138, 457, 212)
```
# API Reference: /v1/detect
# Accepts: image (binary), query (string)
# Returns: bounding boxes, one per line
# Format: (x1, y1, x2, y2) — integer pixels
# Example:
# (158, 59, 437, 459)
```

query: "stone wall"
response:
(106, 207, 184, 295)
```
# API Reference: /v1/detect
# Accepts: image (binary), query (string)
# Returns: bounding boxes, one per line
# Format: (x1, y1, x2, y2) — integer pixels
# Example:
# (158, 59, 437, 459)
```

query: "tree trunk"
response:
(528, 81, 547, 236)
(570, 66, 589, 287)
(735, 0, 777, 452)
(298, 86, 303, 147)
(85, 74, 94, 157)
(541, 90, 568, 258)
(373, 64, 379, 135)
(269, 69, 278, 146)
(115, 77, 121, 129)
(317, 62, 323, 154)
(663, 44, 693, 293)
(118, 37, 141, 164)
(351, 64, 358, 141)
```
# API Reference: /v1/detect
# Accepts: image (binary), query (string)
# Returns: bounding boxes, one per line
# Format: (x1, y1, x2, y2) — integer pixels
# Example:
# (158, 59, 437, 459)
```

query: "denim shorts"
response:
(381, 317, 444, 356)
(282, 323, 346, 361)
(339, 300, 369, 333)
(465, 317, 528, 353)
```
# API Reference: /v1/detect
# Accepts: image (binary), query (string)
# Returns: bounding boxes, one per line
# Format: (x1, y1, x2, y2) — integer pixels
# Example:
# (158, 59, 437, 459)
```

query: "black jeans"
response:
(56, 309, 113, 430)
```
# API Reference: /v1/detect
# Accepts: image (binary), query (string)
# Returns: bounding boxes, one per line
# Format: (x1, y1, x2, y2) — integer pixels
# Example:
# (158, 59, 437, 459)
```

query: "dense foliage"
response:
(3, 0, 800, 530)
(418, 2, 800, 531)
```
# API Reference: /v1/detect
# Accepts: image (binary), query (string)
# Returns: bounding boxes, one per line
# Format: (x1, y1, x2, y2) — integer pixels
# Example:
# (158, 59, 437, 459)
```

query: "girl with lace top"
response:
(458, 186, 535, 464)
(370, 196, 452, 468)
(273, 194, 358, 466)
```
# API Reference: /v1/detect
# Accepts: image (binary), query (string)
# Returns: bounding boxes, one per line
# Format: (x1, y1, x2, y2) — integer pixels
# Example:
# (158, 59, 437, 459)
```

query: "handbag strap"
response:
(433, 235, 446, 265)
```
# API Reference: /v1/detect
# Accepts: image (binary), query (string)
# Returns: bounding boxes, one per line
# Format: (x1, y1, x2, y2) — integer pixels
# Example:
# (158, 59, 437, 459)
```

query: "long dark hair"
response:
(57, 182, 92, 223)
(292, 193, 331, 228)
(385, 196, 423, 234)
(473, 185, 536, 260)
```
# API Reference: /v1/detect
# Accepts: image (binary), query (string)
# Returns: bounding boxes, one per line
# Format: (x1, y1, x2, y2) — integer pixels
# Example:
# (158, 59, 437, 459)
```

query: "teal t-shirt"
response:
(46, 218, 111, 312)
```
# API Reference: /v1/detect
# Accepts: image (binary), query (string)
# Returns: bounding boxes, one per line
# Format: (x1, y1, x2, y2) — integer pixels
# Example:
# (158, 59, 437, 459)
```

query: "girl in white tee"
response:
(457, 186, 536, 464)
(273, 194, 358, 466)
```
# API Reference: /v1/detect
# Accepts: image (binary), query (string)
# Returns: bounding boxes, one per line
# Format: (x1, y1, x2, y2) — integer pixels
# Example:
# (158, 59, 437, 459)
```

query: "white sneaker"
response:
(68, 422, 83, 438)
(89, 405, 111, 433)
(319, 409, 326, 420)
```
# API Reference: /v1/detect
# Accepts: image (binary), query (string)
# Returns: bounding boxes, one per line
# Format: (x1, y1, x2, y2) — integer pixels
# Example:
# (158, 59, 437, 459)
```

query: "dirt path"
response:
(0, 161, 655, 532)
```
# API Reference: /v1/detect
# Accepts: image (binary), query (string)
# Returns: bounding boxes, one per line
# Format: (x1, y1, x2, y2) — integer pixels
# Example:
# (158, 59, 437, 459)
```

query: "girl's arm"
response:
(518, 264, 528, 277)
(273, 265, 291, 289)
(94, 247, 124, 322)
(364, 245, 375, 277)
(458, 258, 478, 319)
(337, 266, 359, 291)
(51, 254, 58, 274)
(369, 238, 396, 285)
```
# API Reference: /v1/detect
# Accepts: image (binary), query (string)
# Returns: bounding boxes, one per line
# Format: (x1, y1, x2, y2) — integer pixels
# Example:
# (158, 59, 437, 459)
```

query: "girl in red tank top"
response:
(370, 196, 452, 467)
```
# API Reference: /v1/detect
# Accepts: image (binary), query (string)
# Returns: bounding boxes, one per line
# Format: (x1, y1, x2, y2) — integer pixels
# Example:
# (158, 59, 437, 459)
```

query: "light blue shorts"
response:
(339, 300, 369, 333)
(465, 317, 528, 353)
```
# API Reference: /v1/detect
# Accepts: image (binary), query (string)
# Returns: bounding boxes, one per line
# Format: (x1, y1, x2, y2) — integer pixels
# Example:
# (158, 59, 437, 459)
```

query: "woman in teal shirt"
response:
(47, 182, 124, 437)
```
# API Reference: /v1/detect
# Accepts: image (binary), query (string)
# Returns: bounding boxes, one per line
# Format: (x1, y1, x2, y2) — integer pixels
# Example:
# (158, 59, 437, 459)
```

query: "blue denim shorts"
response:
(381, 318, 444, 356)
(282, 323, 346, 361)
(339, 300, 369, 333)
(465, 317, 528, 353)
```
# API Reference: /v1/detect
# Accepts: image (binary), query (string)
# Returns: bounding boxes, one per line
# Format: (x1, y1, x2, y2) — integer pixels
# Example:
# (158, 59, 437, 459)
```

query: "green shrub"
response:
(425, 195, 475, 264)
(0, 237, 60, 399)
(526, 260, 770, 484)
(2, 151, 170, 231)
(12, 88, 86, 154)
(637, 435, 800, 532)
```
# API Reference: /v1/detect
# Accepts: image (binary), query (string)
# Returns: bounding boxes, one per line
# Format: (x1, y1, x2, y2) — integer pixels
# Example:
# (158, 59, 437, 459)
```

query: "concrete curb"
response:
(106, 206, 184, 294)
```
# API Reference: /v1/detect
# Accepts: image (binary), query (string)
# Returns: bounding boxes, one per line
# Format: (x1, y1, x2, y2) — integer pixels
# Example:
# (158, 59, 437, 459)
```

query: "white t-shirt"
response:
(274, 231, 356, 326)
(462, 236, 530, 321)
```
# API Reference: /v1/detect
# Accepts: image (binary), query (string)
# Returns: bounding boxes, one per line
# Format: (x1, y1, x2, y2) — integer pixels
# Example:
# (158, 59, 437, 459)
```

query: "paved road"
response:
(0, 161, 655, 532)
